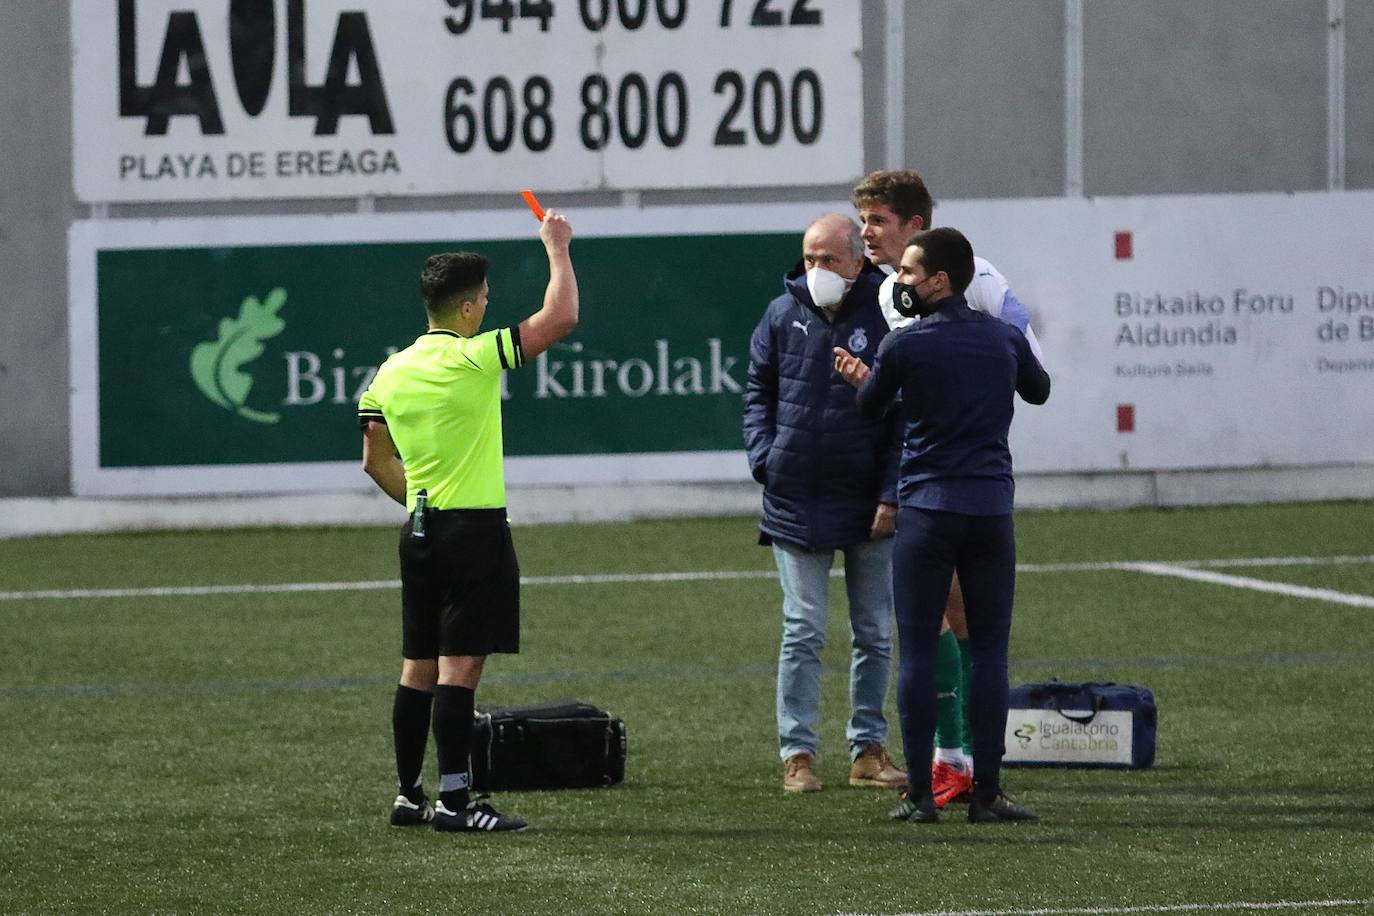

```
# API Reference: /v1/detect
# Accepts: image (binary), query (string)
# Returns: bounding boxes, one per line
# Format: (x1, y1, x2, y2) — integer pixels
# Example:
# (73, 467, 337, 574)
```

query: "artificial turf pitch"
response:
(1, 502, 1372, 915)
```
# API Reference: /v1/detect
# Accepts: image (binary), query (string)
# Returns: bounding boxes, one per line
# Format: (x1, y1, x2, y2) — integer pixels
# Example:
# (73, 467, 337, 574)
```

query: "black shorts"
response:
(398, 507, 520, 659)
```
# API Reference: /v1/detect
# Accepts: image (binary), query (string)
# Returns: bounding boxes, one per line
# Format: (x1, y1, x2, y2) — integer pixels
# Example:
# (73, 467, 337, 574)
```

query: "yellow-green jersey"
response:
(357, 327, 525, 510)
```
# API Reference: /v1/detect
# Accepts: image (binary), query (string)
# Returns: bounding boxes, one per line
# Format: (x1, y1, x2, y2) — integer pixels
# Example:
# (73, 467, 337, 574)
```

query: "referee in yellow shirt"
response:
(358, 212, 578, 833)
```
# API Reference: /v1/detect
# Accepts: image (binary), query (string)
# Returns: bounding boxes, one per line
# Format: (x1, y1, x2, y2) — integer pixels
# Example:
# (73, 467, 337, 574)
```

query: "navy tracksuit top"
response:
(855, 295, 1051, 516)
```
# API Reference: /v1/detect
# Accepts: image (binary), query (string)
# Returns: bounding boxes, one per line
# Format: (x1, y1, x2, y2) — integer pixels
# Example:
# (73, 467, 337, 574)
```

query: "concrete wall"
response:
(1082, 0, 1329, 195)
(1348, 0, 1374, 187)
(1, 1, 72, 495)
(2, 0, 1371, 501)
(903, 0, 1067, 198)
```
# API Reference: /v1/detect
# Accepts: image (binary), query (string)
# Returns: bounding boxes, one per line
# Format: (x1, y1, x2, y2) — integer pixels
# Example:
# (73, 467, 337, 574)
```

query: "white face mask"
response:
(805, 266, 851, 310)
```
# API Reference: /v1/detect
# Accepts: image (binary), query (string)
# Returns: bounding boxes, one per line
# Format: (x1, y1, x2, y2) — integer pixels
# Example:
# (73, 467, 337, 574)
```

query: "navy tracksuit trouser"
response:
(892, 506, 1017, 796)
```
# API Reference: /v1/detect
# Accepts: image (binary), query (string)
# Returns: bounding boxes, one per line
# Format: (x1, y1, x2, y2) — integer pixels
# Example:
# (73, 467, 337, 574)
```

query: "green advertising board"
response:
(71, 205, 828, 495)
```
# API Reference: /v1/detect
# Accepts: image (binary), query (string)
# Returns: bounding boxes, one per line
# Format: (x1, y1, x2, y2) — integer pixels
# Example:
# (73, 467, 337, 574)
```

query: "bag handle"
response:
(1052, 691, 1103, 723)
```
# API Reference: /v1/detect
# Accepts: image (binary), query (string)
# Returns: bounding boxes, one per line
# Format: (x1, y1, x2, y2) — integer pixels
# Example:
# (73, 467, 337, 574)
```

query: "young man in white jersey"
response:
(851, 170, 1045, 808)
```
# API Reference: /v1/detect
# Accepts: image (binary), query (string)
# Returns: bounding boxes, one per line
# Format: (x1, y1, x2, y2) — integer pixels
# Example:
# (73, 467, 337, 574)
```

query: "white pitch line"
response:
(0, 555, 1371, 603)
(834, 896, 1374, 916)
(0, 570, 782, 602)
(0, 580, 402, 601)
(524, 569, 776, 586)
(1187, 554, 1374, 569)
(1016, 555, 1374, 574)
(1124, 562, 1374, 609)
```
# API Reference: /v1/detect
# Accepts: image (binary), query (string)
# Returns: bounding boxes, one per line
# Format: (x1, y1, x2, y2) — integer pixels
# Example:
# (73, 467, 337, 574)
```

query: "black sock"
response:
(392, 684, 433, 803)
(433, 684, 476, 811)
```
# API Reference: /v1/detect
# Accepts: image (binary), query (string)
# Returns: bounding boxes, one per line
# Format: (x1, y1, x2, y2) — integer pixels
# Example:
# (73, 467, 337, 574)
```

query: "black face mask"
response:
(891, 281, 920, 318)
(891, 279, 938, 319)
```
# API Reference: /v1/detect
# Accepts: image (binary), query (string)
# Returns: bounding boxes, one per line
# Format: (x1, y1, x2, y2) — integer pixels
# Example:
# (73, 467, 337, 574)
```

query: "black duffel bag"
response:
(470, 699, 626, 791)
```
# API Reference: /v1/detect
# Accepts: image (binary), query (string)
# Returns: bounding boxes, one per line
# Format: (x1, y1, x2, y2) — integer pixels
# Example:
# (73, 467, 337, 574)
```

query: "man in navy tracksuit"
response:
(744, 214, 907, 793)
(834, 226, 1051, 823)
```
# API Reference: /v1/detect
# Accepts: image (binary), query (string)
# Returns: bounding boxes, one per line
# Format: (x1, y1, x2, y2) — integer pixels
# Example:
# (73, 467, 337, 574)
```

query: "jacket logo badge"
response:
(847, 327, 868, 353)
(791, 319, 810, 337)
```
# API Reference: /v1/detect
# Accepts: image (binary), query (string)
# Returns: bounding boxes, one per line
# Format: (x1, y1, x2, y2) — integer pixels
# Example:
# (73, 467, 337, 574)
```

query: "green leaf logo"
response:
(189, 288, 287, 424)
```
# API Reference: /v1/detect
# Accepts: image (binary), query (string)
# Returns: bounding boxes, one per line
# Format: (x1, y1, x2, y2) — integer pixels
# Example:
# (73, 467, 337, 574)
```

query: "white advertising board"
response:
(72, 0, 863, 202)
(67, 191, 1374, 497)
(939, 189, 1374, 473)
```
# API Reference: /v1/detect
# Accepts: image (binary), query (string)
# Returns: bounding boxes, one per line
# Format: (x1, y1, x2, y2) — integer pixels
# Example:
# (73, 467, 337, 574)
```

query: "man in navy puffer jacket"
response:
(743, 213, 905, 794)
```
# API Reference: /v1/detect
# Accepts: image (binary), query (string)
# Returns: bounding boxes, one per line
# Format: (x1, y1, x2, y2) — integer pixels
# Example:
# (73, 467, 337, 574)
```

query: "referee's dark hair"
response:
(419, 251, 489, 318)
(907, 227, 975, 294)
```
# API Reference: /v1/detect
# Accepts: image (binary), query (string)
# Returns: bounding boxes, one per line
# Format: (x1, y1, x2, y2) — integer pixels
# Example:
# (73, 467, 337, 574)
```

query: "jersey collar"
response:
(918, 295, 971, 325)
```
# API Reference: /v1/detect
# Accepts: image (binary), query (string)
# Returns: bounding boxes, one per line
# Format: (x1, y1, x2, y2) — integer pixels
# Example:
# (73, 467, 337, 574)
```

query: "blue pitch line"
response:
(1015, 650, 1374, 672)
(0, 666, 773, 700)
(840, 897, 1374, 916)
(3, 651, 1370, 702)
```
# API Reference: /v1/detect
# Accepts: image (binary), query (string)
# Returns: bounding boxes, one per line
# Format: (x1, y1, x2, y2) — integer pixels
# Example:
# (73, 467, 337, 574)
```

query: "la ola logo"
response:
(117, 0, 394, 136)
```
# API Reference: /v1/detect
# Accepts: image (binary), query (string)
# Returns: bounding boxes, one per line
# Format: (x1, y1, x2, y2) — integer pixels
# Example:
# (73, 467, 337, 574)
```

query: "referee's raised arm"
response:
(357, 213, 585, 835)
(517, 211, 579, 360)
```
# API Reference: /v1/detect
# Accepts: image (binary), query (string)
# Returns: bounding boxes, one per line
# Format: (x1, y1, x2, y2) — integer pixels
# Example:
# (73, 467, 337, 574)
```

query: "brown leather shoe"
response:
(783, 753, 824, 792)
(848, 744, 908, 788)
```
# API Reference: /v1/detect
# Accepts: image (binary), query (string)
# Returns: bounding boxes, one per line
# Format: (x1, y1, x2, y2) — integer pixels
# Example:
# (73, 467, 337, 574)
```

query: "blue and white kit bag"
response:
(1003, 681, 1157, 769)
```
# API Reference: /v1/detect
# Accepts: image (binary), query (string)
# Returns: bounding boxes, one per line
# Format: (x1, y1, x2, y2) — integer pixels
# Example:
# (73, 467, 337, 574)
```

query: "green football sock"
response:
(933, 630, 964, 751)
(958, 637, 974, 756)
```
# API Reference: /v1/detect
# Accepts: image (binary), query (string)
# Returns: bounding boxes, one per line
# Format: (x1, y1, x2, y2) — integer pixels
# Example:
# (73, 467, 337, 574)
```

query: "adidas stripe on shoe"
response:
(887, 791, 938, 823)
(433, 796, 528, 833)
(389, 794, 435, 827)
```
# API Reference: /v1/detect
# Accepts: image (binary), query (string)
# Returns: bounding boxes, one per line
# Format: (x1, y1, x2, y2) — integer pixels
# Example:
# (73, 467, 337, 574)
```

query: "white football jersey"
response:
(878, 257, 1045, 364)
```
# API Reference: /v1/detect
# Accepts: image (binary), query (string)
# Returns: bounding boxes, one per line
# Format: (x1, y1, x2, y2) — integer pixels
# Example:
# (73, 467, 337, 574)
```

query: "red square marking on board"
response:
(1117, 404, 1135, 433)
(1114, 231, 1133, 260)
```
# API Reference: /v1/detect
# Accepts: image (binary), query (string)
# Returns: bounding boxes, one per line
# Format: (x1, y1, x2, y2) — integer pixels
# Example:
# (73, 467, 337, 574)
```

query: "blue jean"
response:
(773, 538, 894, 761)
